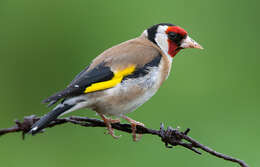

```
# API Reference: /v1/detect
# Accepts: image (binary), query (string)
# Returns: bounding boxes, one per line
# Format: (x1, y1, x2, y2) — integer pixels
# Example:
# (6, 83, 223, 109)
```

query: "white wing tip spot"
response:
(32, 126, 38, 131)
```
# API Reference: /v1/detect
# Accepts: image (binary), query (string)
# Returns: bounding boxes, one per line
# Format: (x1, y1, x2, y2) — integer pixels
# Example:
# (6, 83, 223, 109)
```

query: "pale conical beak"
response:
(180, 36, 203, 49)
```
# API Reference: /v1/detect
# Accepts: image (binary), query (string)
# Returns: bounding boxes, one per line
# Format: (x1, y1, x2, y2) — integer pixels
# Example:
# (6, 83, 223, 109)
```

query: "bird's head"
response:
(144, 23, 203, 58)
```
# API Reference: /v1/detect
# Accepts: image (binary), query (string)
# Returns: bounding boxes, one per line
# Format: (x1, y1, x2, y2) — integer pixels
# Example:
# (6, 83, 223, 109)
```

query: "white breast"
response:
(93, 64, 163, 116)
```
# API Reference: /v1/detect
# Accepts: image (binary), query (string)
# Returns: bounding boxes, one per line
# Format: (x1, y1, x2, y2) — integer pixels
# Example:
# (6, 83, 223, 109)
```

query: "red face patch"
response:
(167, 39, 180, 58)
(166, 26, 187, 57)
(166, 26, 187, 37)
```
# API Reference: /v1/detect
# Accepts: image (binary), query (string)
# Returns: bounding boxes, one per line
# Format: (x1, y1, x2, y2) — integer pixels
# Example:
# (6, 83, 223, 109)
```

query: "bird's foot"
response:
(98, 114, 121, 139)
(107, 118, 121, 124)
(122, 115, 145, 142)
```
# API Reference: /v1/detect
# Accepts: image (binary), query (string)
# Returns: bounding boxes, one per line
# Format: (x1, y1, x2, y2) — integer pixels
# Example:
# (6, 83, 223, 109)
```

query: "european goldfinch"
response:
(29, 23, 203, 141)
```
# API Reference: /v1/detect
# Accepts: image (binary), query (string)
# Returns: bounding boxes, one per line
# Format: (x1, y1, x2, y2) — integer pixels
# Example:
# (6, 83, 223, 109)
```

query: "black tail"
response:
(29, 104, 74, 135)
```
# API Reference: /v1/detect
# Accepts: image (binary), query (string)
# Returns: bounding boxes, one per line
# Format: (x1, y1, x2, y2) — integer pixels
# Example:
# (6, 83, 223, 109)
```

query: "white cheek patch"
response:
(155, 33, 168, 54)
(154, 25, 172, 63)
(157, 25, 168, 33)
(142, 30, 148, 37)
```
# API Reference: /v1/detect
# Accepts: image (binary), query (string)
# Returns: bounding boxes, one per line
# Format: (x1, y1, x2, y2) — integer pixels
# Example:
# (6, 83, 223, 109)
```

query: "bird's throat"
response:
(168, 40, 180, 58)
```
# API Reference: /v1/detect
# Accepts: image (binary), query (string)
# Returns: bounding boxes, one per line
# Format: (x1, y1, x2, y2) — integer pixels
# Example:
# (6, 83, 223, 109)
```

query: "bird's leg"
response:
(98, 114, 121, 139)
(121, 115, 145, 142)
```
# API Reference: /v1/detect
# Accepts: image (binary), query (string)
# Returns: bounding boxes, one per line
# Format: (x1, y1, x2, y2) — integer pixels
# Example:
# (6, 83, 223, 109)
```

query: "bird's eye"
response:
(168, 32, 183, 45)
(168, 32, 177, 40)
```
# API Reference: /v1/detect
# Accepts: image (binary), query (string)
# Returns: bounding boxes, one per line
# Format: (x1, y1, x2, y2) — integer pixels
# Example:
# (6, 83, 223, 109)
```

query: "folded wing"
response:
(43, 38, 162, 107)
(42, 62, 114, 106)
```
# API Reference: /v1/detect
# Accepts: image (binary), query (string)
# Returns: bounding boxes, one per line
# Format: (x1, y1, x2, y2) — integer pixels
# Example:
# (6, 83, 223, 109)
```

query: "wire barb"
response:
(159, 123, 201, 154)
(0, 115, 249, 167)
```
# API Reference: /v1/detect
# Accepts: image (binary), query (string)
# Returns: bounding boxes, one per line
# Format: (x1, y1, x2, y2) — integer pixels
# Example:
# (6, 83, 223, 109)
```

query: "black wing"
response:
(122, 55, 162, 81)
(42, 63, 114, 106)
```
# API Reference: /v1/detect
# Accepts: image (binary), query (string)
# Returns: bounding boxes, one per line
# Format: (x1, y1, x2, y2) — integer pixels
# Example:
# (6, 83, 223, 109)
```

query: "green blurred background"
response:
(0, 0, 259, 166)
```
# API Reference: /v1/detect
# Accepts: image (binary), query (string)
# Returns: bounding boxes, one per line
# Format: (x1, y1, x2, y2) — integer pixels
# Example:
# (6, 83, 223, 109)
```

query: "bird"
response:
(29, 23, 203, 141)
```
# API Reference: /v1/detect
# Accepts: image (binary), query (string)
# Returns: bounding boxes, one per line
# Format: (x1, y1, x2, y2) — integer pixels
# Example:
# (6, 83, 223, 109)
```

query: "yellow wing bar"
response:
(84, 65, 135, 93)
